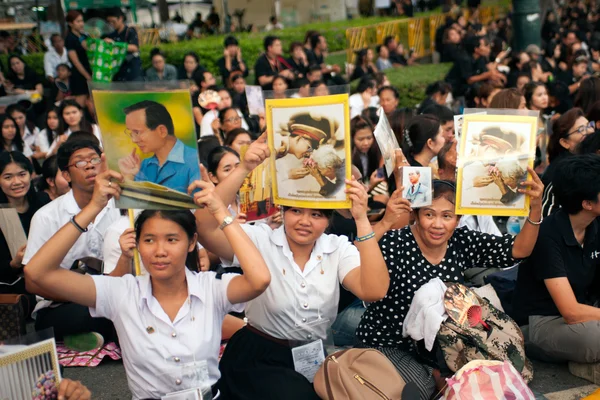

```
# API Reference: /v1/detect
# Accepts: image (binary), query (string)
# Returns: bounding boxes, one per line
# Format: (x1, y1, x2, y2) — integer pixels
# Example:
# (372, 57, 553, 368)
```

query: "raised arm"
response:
(373, 188, 412, 241)
(341, 179, 390, 302)
(24, 161, 123, 308)
(512, 167, 544, 259)
(189, 165, 270, 304)
(193, 132, 269, 260)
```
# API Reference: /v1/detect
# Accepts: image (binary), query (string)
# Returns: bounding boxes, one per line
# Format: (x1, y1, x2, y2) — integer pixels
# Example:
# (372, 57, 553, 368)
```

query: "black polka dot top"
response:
(356, 226, 516, 350)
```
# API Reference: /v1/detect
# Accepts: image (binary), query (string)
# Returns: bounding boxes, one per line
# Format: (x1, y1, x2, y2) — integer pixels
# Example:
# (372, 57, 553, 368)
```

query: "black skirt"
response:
(218, 326, 320, 400)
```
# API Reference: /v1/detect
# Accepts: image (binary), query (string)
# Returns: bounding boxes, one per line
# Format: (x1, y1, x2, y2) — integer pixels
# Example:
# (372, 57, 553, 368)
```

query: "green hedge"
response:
(384, 63, 452, 108)
(0, 16, 404, 78)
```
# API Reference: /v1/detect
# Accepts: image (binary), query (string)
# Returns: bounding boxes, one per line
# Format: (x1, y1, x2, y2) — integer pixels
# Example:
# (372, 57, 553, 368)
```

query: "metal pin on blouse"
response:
(146, 326, 155, 334)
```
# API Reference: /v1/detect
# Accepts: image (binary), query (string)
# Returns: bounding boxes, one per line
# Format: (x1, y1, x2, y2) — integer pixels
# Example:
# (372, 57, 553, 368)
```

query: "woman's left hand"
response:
(519, 166, 544, 209)
(346, 178, 369, 220)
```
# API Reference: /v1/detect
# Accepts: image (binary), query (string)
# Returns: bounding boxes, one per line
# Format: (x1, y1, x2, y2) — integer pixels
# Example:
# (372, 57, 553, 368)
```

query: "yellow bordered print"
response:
(266, 94, 352, 209)
(0, 338, 61, 398)
(455, 113, 537, 217)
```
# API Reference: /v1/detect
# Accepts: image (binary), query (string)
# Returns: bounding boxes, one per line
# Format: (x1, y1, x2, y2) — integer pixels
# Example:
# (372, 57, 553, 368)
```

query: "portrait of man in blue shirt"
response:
(117, 100, 200, 193)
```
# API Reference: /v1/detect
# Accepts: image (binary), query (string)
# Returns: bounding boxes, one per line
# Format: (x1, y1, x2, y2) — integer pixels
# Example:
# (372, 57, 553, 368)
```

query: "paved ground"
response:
(62, 358, 598, 399)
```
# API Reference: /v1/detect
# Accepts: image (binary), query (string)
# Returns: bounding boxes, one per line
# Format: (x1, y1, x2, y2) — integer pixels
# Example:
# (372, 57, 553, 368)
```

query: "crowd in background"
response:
(1, 1, 600, 399)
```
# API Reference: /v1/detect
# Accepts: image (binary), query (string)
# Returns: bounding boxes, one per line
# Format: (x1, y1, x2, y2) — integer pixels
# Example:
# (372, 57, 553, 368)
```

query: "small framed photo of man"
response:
(402, 167, 432, 207)
(92, 87, 200, 209)
(266, 94, 351, 209)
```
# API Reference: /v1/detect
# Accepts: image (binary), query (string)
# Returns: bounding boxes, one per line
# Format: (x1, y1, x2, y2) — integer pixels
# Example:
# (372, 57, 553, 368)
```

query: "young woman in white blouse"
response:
(195, 133, 390, 399)
(47, 100, 103, 156)
(24, 158, 271, 400)
(35, 107, 61, 160)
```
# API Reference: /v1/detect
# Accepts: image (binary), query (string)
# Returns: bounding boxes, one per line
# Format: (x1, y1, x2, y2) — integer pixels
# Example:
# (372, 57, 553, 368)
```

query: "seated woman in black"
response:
(513, 154, 600, 372)
(355, 177, 544, 399)
(349, 48, 377, 82)
(0, 151, 49, 317)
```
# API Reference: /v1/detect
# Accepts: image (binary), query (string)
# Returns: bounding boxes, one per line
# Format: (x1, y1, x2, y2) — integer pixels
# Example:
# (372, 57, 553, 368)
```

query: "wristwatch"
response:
(219, 215, 234, 230)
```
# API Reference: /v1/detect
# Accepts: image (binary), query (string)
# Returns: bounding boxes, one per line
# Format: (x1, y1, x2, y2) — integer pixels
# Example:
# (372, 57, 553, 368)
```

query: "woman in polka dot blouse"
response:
(356, 173, 544, 399)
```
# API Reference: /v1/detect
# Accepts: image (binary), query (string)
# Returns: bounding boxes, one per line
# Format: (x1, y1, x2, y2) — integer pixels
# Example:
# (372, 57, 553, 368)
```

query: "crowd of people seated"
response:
(2, 1, 600, 399)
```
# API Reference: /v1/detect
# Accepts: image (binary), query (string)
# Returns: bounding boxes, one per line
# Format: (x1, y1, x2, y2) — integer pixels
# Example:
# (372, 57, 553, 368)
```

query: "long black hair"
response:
(207, 146, 240, 177)
(0, 115, 24, 153)
(350, 116, 380, 181)
(0, 151, 42, 211)
(37, 155, 59, 192)
(58, 100, 93, 135)
(401, 114, 441, 162)
(44, 107, 62, 147)
(135, 210, 200, 272)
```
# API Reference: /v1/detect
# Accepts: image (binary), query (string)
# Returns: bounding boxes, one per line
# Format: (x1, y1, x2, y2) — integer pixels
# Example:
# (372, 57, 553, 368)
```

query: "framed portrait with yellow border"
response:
(0, 338, 61, 399)
(266, 94, 352, 209)
(455, 113, 538, 217)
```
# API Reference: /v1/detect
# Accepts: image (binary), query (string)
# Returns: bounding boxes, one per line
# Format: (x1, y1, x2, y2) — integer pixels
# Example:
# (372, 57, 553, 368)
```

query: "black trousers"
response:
(218, 327, 319, 400)
(35, 302, 117, 342)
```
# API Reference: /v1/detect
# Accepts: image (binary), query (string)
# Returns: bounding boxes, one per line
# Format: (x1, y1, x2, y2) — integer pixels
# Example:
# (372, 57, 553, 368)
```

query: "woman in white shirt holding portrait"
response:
(195, 133, 390, 399)
(24, 161, 271, 400)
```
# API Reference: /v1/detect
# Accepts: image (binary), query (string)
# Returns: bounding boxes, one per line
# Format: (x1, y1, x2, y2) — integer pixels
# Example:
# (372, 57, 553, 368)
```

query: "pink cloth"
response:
(56, 342, 121, 367)
(444, 360, 535, 400)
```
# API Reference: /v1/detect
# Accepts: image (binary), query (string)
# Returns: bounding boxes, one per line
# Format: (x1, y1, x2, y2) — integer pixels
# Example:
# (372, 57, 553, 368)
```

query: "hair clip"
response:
(403, 129, 413, 148)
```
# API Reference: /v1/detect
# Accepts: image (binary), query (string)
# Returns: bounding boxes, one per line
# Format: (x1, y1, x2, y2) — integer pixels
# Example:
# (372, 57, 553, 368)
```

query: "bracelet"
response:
(526, 216, 543, 226)
(356, 232, 376, 242)
(70, 216, 88, 233)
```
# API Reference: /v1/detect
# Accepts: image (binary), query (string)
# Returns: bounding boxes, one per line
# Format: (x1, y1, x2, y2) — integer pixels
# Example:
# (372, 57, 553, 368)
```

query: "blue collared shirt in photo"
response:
(135, 139, 200, 193)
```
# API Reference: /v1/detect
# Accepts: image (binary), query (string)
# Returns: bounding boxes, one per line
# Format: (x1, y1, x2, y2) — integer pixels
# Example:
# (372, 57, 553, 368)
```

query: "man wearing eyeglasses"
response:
(23, 135, 122, 349)
(118, 100, 200, 194)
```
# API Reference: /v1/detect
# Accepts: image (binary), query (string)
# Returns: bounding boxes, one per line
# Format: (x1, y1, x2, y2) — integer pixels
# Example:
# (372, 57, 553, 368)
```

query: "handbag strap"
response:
(0, 294, 23, 304)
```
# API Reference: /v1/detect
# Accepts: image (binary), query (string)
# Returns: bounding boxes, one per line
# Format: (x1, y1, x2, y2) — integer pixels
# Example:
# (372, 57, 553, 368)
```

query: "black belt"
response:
(142, 384, 219, 399)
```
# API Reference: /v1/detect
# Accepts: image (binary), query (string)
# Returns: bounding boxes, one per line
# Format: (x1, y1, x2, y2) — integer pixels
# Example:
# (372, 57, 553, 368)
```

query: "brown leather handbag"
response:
(0, 294, 28, 341)
(314, 348, 406, 400)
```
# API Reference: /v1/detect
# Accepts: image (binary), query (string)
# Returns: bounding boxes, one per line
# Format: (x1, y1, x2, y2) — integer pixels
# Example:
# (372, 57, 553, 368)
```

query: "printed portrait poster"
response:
(239, 145, 277, 222)
(246, 85, 265, 116)
(456, 114, 537, 217)
(92, 87, 199, 210)
(402, 167, 432, 208)
(373, 108, 400, 176)
(0, 338, 61, 400)
(266, 94, 352, 209)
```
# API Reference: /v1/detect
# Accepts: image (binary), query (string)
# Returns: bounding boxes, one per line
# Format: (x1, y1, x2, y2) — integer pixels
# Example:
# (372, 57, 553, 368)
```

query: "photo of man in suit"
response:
(117, 100, 200, 194)
(403, 168, 431, 207)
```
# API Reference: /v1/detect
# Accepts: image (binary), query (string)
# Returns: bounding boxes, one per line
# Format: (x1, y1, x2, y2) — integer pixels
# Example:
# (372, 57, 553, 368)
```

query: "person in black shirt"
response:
(540, 40, 562, 77)
(5, 55, 43, 95)
(513, 154, 600, 366)
(383, 35, 410, 67)
(349, 48, 377, 82)
(0, 152, 49, 319)
(306, 34, 343, 81)
(440, 27, 462, 63)
(445, 35, 506, 98)
(217, 36, 248, 85)
(104, 8, 142, 82)
(253, 35, 294, 90)
(178, 52, 206, 81)
(286, 42, 309, 79)
(558, 51, 589, 96)
(64, 10, 92, 109)
(186, 12, 208, 39)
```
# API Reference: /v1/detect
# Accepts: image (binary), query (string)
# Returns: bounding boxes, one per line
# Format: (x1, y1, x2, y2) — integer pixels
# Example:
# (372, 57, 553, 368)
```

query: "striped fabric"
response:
(444, 360, 535, 400)
(362, 346, 436, 400)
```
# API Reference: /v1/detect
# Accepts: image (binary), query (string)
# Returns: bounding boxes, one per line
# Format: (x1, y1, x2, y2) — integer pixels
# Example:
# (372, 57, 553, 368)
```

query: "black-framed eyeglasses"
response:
(67, 157, 101, 169)
(567, 121, 595, 136)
